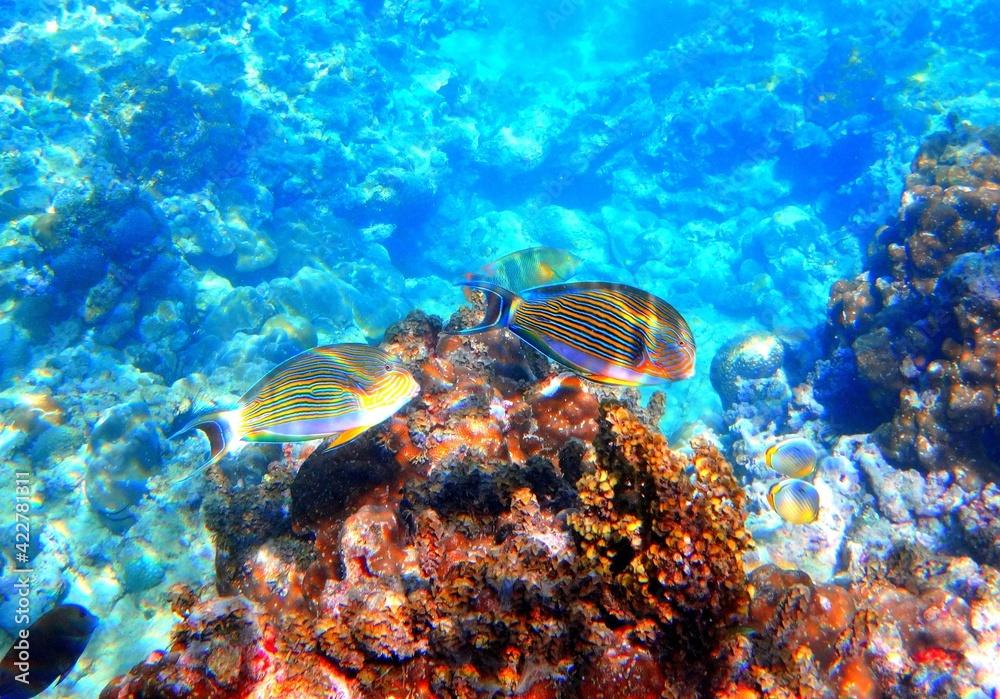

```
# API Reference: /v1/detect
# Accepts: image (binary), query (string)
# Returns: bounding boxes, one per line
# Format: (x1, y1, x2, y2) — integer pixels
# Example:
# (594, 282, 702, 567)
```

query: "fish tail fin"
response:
(453, 275, 519, 335)
(169, 409, 238, 470)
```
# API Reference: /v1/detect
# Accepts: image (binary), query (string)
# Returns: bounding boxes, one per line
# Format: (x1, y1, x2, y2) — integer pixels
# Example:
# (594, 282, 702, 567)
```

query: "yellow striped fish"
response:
(764, 437, 818, 478)
(455, 278, 695, 385)
(767, 478, 820, 524)
(469, 246, 582, 293)
(171, 344, 419, 469)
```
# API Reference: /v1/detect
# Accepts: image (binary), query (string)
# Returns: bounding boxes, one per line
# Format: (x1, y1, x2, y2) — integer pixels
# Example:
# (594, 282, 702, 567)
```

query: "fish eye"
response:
(384, 363, 393, 371)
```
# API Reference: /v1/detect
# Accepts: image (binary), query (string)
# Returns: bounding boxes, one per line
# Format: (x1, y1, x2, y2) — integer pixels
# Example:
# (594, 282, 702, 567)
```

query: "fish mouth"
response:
(657, 362, 695, 381)
(673, 351, 697, 379)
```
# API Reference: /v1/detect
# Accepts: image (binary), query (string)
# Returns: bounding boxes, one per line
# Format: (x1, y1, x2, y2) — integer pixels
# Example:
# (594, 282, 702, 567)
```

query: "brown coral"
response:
(569, 402, 753, 690)
(824, 122, 1000, 481)
(411, 489, 599, 696)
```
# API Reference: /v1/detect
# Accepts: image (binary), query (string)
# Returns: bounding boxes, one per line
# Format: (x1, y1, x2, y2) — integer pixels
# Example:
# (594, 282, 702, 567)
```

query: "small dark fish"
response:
(0, 604, 98, 698)
(768, 478, 820, 524)
(455, 278, 695, 385)
(764, 437, 817, 478)
(171, 344, 419, 469)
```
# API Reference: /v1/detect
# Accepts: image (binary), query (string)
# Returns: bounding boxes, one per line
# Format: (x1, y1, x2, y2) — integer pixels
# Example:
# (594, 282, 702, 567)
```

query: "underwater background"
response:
(1, 0, 999, 696)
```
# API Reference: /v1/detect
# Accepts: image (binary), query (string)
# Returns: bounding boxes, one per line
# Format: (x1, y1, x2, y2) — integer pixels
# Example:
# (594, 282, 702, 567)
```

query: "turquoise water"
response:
(1, 0, 998, 696)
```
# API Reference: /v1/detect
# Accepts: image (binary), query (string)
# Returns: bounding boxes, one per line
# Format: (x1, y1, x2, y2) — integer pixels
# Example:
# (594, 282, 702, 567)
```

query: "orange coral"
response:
(521, 377, 600, 459)
(381, 302, 602, 474)
(728, 556, 1000, 699)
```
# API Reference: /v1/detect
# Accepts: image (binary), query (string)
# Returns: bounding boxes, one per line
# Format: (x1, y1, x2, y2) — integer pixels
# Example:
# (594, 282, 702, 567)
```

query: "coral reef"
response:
(845, 430, 992, 566)
(2, 1, 1000, 695)
(99, 318, 1000, 698)
(824, 123, 1000, 479)
(100, 313, 759, 698)
(700, 125, 1000, 594)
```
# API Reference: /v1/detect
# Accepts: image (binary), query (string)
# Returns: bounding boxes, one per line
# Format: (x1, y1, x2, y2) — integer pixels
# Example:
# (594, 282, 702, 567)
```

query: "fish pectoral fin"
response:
(536, 371, 580, 398)
(633, 337, 655, 368)
(321, 426, 369, 453)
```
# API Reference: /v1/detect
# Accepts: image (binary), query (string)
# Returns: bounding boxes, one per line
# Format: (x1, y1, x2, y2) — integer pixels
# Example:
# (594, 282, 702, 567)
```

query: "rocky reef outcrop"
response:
(702, 123, 1000, 593)
(98, 311, 747, 698)
(98, 310, 1000, 698)
(823, 123, 999, 480)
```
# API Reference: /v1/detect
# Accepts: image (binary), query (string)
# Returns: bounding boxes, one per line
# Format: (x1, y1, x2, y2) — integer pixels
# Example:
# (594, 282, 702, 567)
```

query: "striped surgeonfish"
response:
(171, 344, 419, 469)
(454, 278, 695, 385)
(468, 246, 583, 293)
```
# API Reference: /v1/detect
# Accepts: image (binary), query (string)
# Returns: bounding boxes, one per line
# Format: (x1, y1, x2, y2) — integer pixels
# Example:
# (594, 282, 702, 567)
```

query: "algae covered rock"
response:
(114, 539, 166, 594)
(85, 402, 163, 531)
(710, 332, 791, 430)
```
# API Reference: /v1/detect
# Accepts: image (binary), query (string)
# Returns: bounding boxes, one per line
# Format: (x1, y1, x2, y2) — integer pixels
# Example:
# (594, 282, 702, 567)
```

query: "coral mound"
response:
(99, 310, 1000, 698)
(710, 332, 788, 411)
(569, 402, 752, 683)
(100, 312, 758, 698)
(825, 123, 1000, 479)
